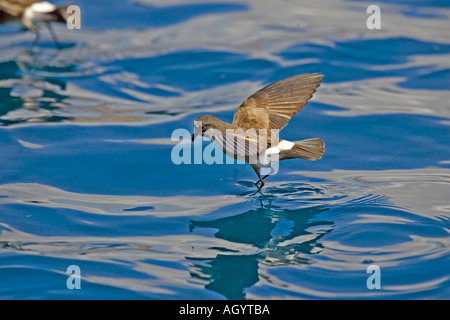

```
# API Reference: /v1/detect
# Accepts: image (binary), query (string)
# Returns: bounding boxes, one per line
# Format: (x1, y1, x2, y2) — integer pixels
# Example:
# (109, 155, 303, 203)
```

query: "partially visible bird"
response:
(0, 0, 72, 49)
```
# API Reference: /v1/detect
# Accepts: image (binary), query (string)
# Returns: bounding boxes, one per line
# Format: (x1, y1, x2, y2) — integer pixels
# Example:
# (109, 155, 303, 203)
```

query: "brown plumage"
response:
(232, 73, 324, 131)
(192, 73, 325, 192)
(0, 0, 36, 22)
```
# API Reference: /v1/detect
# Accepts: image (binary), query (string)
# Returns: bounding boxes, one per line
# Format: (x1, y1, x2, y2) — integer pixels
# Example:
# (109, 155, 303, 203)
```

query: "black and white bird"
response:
(0, 0, 72, 49)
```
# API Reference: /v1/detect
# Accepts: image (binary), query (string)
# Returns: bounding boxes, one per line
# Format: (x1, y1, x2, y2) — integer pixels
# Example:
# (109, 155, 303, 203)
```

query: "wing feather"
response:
(232, 73, 323, 131)
(205, 128, 270, 162)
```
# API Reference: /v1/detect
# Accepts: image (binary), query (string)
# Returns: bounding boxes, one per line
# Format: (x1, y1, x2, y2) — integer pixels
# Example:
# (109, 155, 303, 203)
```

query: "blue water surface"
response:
(0, 0, 449, 299)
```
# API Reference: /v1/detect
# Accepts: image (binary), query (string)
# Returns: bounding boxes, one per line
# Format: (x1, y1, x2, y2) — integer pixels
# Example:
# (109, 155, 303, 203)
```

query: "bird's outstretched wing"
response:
(232, 73, 323, 131)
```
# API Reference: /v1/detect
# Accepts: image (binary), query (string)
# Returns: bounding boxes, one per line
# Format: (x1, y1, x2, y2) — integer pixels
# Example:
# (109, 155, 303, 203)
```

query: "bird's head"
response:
(191, 114, 220, 142)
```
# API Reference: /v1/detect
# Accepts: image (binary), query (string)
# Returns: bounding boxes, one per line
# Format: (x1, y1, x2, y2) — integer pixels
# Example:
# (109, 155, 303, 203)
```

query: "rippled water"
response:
(0, 0, 449, 299)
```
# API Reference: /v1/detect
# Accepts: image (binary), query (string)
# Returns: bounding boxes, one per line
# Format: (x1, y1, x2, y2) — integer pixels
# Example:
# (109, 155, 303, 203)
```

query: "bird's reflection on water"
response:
(189, 193, 333, 299)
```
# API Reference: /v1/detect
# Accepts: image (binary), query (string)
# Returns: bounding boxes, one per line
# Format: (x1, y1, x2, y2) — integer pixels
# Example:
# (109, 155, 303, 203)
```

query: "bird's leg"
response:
(30, 30, 40, 51)
(250, 164, 265, 193)
(46, 23, 62, 49)
(255, 174, 265, 193)
(255, 174, 270, 185)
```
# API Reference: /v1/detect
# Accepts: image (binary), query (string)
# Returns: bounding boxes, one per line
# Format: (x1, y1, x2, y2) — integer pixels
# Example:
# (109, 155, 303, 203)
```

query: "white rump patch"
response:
(261, 140, 295, 161)
(30, 1, 57, 13)
(277, 140, 295, 151)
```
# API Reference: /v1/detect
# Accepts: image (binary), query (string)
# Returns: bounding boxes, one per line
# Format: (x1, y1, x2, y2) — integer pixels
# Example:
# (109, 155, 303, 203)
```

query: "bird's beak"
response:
(192, 121, 202, 142)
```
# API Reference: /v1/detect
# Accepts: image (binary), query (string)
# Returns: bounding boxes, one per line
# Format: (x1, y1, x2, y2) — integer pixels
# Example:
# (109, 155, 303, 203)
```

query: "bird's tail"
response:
(280, 138, 325, 161)
(55, 4, 75, 23)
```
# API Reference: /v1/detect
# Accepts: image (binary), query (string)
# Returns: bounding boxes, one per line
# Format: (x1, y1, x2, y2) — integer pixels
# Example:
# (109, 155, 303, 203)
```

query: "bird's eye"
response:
(202, 125, 205, 131)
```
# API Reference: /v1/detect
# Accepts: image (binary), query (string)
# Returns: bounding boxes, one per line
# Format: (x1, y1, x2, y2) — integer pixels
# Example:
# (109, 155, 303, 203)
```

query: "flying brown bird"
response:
(0, 0, 71, 48)
(192, 73, 325, 192)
